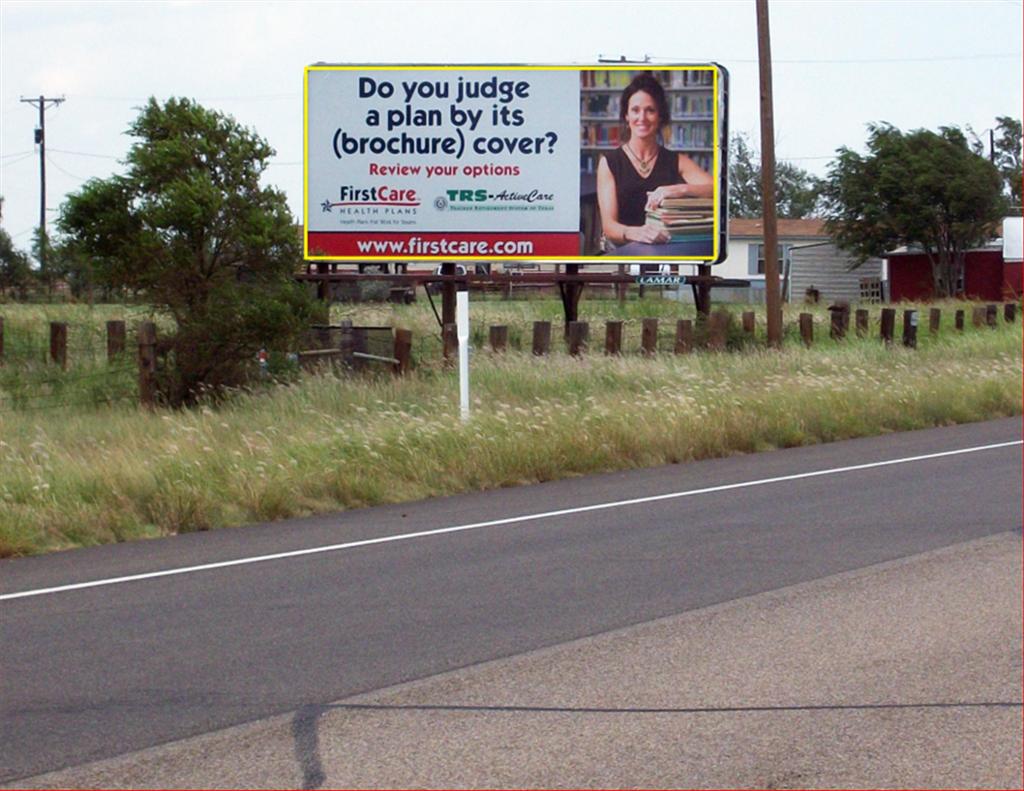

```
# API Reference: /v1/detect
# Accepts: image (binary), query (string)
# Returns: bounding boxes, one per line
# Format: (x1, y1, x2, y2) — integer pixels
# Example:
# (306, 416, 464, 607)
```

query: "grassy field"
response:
(0, 294, 1020, 557)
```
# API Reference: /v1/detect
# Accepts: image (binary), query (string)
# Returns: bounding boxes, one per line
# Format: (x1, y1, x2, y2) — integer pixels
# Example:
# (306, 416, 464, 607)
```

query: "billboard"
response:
(305, 64, 728, 264)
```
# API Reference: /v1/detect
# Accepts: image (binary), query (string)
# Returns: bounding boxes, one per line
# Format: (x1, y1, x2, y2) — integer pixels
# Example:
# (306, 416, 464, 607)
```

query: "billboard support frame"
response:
(294, 269, 750, 326)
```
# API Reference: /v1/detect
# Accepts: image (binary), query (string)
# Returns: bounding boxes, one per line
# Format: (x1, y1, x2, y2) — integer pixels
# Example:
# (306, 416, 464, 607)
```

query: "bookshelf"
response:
(579, 69, 714, 176)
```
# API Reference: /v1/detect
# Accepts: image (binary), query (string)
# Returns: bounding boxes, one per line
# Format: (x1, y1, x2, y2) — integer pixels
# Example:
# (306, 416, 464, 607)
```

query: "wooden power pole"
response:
(756, 0, 782, 347)
(20, 95, 65, 274)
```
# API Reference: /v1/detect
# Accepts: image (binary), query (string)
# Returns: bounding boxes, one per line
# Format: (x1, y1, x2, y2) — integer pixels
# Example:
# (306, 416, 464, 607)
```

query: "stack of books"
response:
(646, 197, 714, 242)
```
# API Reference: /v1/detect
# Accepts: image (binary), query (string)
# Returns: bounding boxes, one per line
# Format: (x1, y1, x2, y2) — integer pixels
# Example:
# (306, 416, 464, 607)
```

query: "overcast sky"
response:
(1, 0, 1021, 253)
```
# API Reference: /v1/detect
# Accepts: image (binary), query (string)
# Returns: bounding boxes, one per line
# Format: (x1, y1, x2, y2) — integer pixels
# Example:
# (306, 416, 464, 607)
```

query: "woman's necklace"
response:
(623, 142, 658, 176)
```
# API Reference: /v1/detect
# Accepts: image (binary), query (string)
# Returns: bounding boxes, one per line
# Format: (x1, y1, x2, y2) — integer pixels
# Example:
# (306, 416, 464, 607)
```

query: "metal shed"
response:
(788, 241, 885, 303)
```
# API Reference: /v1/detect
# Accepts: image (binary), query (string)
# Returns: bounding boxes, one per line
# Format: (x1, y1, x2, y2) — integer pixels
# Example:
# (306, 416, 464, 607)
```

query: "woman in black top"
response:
(597, 73, 713, 247)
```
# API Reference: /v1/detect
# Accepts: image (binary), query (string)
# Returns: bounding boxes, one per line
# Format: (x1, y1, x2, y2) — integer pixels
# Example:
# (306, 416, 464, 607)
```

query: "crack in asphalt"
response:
(289, 699, 1022, 789)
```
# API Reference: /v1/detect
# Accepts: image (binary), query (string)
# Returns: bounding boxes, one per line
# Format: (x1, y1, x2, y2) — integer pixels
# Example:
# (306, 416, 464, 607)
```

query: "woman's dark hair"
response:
(619, 72, 670, 140)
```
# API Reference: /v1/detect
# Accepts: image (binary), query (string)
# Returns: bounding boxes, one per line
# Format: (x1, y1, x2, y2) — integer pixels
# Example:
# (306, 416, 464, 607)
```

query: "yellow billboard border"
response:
(304, 64, 724, 264)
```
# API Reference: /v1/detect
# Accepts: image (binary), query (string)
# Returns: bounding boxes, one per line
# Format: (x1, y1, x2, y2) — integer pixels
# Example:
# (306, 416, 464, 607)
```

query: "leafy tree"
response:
(0, 230, 34, 298)
(993, 117, 1021, 208)
(60, 98, 320, 404)
(0, 198, 34, 298)
(729, 133, 823, 219)
(823, 123, 1004, 298)
(31, 229, 71, 295)
(967, 117, 1021, 207)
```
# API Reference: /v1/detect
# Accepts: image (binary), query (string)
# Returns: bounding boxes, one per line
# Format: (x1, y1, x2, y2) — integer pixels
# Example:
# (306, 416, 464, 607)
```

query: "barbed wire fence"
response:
(0, 318, 144, 413)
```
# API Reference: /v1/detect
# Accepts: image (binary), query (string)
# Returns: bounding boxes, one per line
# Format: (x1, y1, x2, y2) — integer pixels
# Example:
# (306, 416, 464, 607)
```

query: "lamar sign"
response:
(305, 63, 728, 264)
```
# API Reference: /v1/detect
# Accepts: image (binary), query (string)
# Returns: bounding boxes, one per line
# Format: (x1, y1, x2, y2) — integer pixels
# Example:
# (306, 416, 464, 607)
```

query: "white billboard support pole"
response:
(456, 290, 470, 422)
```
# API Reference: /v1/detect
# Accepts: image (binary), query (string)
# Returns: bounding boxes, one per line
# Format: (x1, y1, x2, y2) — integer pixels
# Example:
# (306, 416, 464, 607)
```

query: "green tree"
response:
(968, 117, 1021, 208)
(0, 198, 34, 298)
(823, 123, 1004, 298)
(729, 133, 823, 219)
(0, 230, 34, 298)
(993, 117, 1021, 208)
(31, 228, 70, 295)
(59, 97, 320, 404)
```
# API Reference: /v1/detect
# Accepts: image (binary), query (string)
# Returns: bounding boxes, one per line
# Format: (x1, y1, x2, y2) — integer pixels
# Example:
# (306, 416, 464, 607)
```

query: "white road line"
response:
(2, 440, 1020, 602)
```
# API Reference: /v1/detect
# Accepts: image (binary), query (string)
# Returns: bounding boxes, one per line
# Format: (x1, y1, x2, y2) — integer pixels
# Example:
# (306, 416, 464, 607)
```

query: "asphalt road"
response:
(1, 418, 1021, 784)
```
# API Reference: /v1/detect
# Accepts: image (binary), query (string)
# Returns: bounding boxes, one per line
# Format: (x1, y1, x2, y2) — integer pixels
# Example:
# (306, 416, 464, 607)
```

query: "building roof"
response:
(730, 218, 828, 239)
(882, 241, 1003, 258)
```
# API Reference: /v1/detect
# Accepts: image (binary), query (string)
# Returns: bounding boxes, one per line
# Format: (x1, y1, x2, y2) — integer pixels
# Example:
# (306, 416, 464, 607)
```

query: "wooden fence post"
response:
(880, 308, 895, 345)
(902, 309, 918, 348)
(799, 313, 814, 347)
(567, 321, 589, 356)
(605, 320, 623, 355)
(107, 320, 127, 361)
(708, 309, 730, 350)
(1004, 303, 1017, 323)
(972, 306, 986, 327)
(442, 323, 458, 362)
(742, 311, 756, 336)
(351, 326, 369, 371)
(393, 328, 412, 375)
(316, 323, 332, 349)
(829, 303, 849, 340)
(340, 319, 354, 367)
(50, 321, 67, 369)
(675, 319, 693, 354)
(855, 309, 869, 338)
(985, 304, 998, 327)
(928, 308, 941, 335)
(138, 321, 157, 409)
(955, 309, 965, 331)
(532, 320, 551, 356)
(489, 325, 508, 353)
(641, 318, 658, 356)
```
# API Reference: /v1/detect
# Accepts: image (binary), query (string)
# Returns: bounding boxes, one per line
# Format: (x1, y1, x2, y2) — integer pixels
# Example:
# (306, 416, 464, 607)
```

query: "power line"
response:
(67, 93, 299, 102)
(48, 145, 300, 167)
(1, 149, 35, 160)
(47, 147, 120, 160)
(45, 153, 90, 182)
(650, 52, 1022, 64)
(0, 152, 37, 169)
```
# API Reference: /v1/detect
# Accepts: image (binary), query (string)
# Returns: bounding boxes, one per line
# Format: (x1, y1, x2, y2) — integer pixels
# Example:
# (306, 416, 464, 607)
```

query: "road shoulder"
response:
(11, 531, 1022, 790)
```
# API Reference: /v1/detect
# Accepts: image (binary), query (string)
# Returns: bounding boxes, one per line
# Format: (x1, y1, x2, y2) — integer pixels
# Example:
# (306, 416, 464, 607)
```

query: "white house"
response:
(708, 218, 831, 302)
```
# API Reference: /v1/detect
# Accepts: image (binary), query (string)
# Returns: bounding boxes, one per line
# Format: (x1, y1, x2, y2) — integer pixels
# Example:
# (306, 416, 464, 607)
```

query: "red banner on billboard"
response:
(306, 231, 579, 258)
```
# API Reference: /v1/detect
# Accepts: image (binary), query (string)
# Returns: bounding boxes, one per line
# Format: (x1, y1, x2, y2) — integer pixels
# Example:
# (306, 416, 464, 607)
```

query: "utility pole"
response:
(20, 95, 65, 275)
(756, 0, 782, 347)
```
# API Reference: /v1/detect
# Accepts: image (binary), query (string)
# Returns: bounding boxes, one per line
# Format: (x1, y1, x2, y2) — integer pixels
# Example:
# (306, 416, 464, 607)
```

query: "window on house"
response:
(748, 243, 791, 275)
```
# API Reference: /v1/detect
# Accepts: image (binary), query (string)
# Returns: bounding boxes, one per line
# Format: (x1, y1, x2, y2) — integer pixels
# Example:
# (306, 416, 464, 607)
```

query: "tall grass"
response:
(0, 308, 1019, 558)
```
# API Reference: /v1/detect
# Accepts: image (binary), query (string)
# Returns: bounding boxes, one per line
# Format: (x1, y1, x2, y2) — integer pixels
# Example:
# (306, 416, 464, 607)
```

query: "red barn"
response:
(884, 219, 1023, 302)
